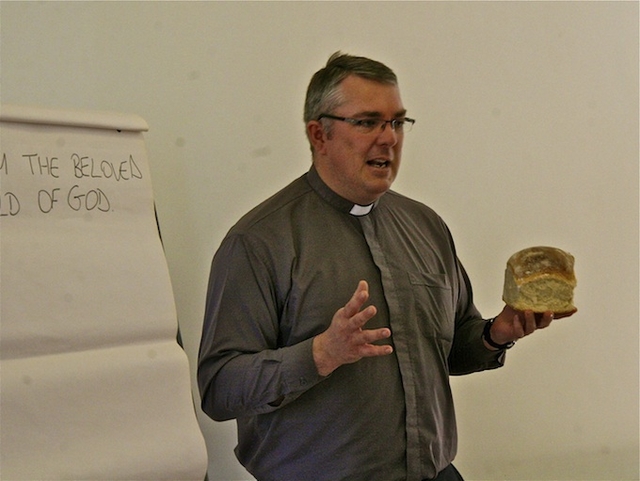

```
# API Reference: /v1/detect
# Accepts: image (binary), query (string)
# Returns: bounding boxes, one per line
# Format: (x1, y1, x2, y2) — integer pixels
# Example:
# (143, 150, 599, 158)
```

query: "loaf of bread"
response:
(502, 246, 577, 314)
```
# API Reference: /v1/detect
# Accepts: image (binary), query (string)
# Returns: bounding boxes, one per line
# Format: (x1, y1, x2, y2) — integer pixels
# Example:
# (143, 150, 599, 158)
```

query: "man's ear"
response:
(306, 121, 328, 155)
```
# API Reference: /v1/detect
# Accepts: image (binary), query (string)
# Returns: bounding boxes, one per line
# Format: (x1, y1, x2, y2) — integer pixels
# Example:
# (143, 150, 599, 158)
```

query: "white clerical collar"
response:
(306, 166, 378, 216)
(349, 203, 374, 216)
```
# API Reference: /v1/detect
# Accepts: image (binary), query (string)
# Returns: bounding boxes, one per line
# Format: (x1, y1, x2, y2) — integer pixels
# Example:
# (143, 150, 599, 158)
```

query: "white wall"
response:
(1, 2, 637, 480)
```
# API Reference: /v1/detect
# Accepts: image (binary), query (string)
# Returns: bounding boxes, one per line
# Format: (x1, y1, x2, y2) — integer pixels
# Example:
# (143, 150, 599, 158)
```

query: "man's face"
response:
(308, 75, 407, 205)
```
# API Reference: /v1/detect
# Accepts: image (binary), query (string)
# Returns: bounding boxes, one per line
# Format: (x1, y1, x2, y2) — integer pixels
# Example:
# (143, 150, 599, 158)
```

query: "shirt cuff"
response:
(280, 337, 326, 394)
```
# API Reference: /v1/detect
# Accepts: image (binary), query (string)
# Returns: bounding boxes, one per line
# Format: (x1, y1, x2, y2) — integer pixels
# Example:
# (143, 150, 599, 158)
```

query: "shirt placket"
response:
(358, 214, 422, 480)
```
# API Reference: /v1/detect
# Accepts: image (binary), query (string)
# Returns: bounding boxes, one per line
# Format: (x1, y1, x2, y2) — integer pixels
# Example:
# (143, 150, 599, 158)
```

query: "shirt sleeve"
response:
(448, 257, 506, 375)
(197, 233, 326, 422)
(427, 215, 506, 375)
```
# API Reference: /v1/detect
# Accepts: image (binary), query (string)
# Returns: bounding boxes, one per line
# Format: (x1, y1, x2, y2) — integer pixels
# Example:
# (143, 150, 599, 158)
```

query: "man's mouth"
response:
(367, 159, 391, 168)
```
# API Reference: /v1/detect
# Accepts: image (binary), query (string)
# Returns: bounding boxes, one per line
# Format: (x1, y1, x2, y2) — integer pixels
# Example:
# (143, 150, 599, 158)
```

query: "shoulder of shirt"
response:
(382, 189, 442, 220)
(228, 173, 313, 234)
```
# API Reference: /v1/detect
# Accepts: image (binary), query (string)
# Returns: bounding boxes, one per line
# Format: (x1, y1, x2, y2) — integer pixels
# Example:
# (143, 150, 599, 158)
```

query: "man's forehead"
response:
(337, 77, 406, 117)
(352, 108, 408, 118)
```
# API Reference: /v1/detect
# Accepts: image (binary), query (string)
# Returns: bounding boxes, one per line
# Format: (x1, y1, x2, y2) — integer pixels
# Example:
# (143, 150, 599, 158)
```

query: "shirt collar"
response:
(307, 165, 376, 217)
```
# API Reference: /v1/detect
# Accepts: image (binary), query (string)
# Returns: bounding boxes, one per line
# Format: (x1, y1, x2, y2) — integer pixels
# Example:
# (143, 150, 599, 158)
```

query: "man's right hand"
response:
(312, 280, 393, 377)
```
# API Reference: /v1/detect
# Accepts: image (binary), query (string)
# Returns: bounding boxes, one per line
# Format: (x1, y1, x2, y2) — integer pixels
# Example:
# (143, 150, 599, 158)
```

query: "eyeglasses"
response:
(317, 114, 415, 134)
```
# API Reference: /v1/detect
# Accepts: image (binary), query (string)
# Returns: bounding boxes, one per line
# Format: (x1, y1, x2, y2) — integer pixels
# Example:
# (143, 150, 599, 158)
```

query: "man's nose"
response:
(377, 122, 399, 146)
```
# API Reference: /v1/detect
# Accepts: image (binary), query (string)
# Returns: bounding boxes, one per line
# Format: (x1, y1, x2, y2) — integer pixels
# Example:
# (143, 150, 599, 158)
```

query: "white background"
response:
(2, 2, 637, 480)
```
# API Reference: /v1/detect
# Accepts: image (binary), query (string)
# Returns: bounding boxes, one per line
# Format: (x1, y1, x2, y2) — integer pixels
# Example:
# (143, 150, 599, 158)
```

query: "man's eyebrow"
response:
(354, 110, 408, 118)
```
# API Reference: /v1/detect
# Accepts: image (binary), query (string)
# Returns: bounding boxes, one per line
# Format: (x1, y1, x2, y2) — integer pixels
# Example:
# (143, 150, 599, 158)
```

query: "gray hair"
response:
(303, 52, 398, 124)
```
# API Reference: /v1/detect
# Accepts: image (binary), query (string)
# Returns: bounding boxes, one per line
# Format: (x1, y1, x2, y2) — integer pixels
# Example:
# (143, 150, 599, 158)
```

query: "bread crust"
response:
(502, 246, 576, 314)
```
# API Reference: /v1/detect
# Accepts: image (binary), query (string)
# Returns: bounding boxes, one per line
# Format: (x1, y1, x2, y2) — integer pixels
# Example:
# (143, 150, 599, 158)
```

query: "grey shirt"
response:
(198, 166, 504, 481)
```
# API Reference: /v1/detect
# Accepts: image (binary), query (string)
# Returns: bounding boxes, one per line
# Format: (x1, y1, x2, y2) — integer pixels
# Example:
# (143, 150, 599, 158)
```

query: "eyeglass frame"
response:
(316, 113, 415, 133)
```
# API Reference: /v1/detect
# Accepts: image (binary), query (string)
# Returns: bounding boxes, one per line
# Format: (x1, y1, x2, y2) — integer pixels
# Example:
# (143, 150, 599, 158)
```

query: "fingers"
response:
(353, 324, 393, 358)
(314, 280, 393, 375)
(493, 302, 572, 351)
(359, 340, 394, 357)
(342, 280, 370, 319)
(345, 280, 388, 345)
(535, 311, 555, 329)
(521, 310, 537, 336)
(343, 280, 378, 329)
(514, 310, 554, 337)
(359, 325, 392, 345)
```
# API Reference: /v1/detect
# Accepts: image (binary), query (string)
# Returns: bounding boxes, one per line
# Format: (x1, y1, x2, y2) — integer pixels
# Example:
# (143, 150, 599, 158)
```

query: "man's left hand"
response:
(486, 305, 576, 349)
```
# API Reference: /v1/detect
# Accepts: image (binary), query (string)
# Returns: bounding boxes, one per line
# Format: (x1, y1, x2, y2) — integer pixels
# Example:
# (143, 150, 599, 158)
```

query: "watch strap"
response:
(483, 317, 516, 350)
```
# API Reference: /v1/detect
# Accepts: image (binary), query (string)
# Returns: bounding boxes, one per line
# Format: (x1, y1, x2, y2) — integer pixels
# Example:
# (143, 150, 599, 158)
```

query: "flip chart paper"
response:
(0, 105, 207, 480)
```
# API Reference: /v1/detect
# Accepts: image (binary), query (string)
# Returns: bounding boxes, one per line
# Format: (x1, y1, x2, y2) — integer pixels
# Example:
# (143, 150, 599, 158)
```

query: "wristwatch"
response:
(483, 317, 516, 350)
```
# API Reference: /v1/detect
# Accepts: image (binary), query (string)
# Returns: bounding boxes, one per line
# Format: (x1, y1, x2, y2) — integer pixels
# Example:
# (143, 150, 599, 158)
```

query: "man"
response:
(198, 52, 561, 481)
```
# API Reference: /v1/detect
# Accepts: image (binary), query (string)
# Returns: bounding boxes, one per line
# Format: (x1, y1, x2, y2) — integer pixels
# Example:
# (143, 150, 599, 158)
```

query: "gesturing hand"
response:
(312, 280, 393, 376)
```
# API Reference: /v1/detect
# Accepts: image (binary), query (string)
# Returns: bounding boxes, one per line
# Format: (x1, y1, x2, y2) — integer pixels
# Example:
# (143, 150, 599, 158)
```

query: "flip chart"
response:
(0, 105, 207, 480)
